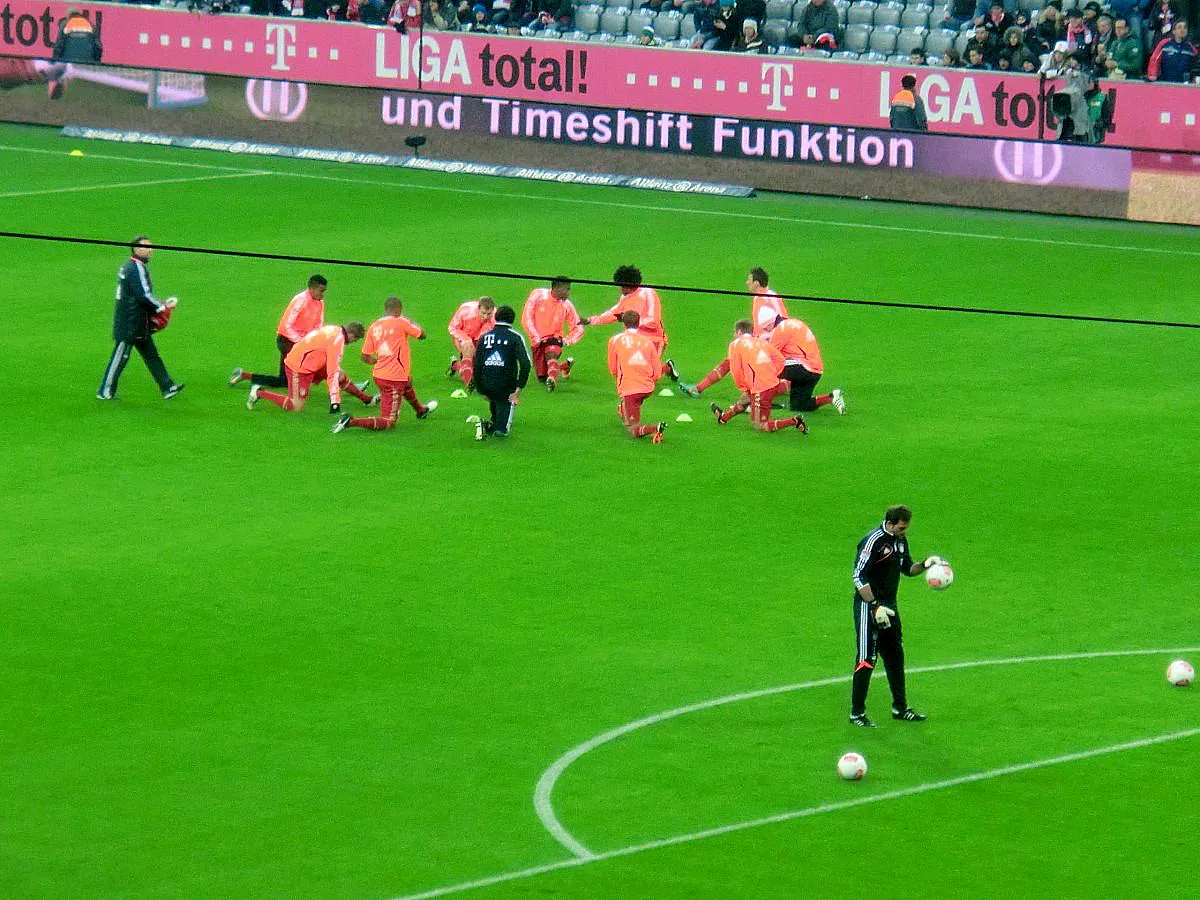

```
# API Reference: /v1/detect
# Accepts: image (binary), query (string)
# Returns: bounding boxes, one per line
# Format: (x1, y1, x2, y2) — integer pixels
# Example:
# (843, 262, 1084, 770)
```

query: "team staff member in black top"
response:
(97, 236, 184, 401)
(470, 305, 530, 440)
(849, 505, 947, 727)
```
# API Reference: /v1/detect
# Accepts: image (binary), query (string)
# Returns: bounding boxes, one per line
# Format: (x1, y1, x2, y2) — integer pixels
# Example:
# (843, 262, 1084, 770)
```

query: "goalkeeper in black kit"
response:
(849, 505, 948, 728)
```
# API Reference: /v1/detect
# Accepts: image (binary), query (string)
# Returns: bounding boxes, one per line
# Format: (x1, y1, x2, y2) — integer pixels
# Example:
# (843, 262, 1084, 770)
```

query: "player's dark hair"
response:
(308, 274, 328, 288)
(495, 305, 516, 324)
(620, 310, 641, 329)
(478, 295, 496, 311)
(385, 295, 403, 311)
(734, 319, 753, 335)
(551, 276, 571, 290)
(130, 235, 150, 250)
(901, 74, 917, 89)
(613, 265, 643, 288)
(749, 267, 769, 286)
(885, 505, 913, 524)
(344, 321, 365, 341)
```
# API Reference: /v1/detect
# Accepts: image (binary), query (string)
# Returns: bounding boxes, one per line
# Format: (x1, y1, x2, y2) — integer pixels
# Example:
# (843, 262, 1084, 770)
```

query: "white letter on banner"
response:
(953, 79, 983, 124)
(376, 31, 398, 79)
(878, 71, 891, 118)
(443, 40, 471, 85)
(418, 37, 441, 82)
(265, 23, 295, 73)
(760, 62, 793, 113)
(713, 117, 738, 153)
(921, 74, 950, 122)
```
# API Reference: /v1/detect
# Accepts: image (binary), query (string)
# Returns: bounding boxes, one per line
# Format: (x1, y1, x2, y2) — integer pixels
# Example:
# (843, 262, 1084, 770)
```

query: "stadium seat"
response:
(563, 30, 593, 41)
(655, 10, 683, 40)
(874, 2, 904, 28)
(869, 24, 899, 54)
(861, 50, 890, 63)
(600, 8, 631, 34)
(900, 6, 930, 29)
(680, 16, 698, 39)
(592, 30, 618, 41)
(888, 53, 910, 63)
(954, 31, 972, 54)
(843, 23, 873, 52)
(832, 49, 862, 59)
(757, 19, 787, 46)
(833, 0, 850, 25)
(627, 9, 656, 33)
(766, 0, 794, 18)
(807, 47, 833, 56)
(896, 28, 926, 54)
(846, 1, 878, 26)
(575, 6, 603, 33)
(922, 29, 953, 56)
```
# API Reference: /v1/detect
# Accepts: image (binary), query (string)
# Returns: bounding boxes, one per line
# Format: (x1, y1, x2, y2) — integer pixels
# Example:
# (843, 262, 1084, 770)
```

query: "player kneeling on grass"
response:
(767, 315, 844, 416)
(608, 310, 667, 444)
(333, 296, 436, 434)
(521, 276, 583, 392)
(248, 322, 371, 414)
(447, 295, 496, 391)
(711, 320, 808, 433)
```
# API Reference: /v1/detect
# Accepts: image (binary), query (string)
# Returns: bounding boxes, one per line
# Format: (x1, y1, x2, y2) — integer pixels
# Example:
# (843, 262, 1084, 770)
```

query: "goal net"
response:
(68, 65, 207, 109)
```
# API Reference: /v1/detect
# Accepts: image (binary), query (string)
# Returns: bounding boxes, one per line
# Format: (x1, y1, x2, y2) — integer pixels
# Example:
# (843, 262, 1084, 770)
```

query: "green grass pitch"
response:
(1, 120, 1198, 898)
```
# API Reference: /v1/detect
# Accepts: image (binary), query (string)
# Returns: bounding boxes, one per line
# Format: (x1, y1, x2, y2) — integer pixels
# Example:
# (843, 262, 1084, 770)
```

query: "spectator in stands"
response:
(1036, 3, 1065, 51)
(424, 0, 460, 28)
(889, 74, 928, 131)
(965, 22, 1000, 66)
(1062, 9, 1093, 54)
(1106, 0, 1150, 48)
(710, 2, 739, 51)
(1014, 11, 1045, 54)
(942, 0, 975, 32)
(1144, 1, 1183, 56)
(1106, 17, 1144, 78)
(1146, 19, 1199, 82)
(1040, 39, 1071, 75)
(359, 0, 387, 23)
(388, 0, 423, 32)
(971, 0, 1016, 22)
(940, 47, 964, 68)
(1080, 1, 1102, 32)
(998, 26, 1038, 71)
(326, 1, 361, 21)
(735, 18, 768, 52)
(734, 0, 767, 32)
(908, 47, 928, 66)
(794, 0, 841, 50)
(490, 0, 513, 26)
(638, 23, 661, 45)
(463, 2, 492, 29)
(981, 1, 1014, 39)
(965, 46, 990, 68)
(1091, 14, 1114, 68)
(522, 0, 571, 31)
(691, 0, 724, 50)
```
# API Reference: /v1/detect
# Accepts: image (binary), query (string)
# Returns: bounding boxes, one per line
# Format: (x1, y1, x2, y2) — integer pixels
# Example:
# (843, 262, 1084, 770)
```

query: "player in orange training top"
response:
(247, 322, 371, 414)
(711, 320, 808, 433)
(521, 276, 584, 392)
(680, 267, 789, 398)
(768, 314, 845, 415)
(229, 274, 328, 389)
(332, 296, 437, 434)
(607, 311, 667, 443)
(447, 295, 496, 390)
(584, 265, 679, 382)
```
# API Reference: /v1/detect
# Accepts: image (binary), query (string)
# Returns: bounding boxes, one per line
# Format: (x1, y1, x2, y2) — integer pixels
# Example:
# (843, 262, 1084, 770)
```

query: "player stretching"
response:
(447, 295, 496, 391)
(583, 265, 679, 382)
(521, 277, 583, 392)
(769, 315, 845, 415)
(711, 320, 807, 433)
(608, 311, 667, 444)
(230, 274, 328, 389)
(333, 297, 436, 434)
(247, 323, 370, 414)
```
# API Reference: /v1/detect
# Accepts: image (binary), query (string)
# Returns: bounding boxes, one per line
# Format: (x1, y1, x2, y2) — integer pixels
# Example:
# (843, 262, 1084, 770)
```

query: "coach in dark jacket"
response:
(97, 236, 184, 401)
(51, 8, 102, 62)
(471, 305, 530, 439)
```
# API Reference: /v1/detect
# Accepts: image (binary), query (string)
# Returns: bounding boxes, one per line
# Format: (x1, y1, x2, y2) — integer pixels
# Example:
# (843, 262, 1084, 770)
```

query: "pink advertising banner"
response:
(3, 1, 1199, 150)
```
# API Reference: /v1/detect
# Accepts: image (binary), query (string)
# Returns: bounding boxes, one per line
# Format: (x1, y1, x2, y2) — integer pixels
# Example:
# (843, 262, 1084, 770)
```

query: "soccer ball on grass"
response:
(837, 752, 867, 781)
(1166, 660, 1194, 686)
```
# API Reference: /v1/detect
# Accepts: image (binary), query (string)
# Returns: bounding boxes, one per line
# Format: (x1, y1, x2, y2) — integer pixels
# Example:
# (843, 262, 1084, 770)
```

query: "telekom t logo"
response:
(265, 23, 297, 72)
(761, 62, 795, 112)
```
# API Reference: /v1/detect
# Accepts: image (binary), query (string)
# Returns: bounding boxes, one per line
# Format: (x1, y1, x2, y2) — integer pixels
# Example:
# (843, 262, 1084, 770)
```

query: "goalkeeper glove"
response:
(924, 556, 948, 568)
(329, 402, 341, 414)
(873, 605, 896, 629)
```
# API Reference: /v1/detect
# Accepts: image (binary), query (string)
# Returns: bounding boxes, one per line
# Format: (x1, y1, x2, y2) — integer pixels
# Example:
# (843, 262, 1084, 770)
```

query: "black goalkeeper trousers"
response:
(851, 597, 907, 716)
(249, 335, 295, 388)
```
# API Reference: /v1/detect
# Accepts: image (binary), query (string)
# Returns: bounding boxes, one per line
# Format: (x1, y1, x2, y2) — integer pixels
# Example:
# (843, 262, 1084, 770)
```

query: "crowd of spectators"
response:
(194, 0, 1199, 81)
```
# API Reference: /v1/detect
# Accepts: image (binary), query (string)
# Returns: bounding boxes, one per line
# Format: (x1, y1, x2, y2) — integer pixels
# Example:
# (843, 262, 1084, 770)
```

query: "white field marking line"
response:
(272, 170, 1200, 258)
(392, 725, 1200, 900)
(0, 143, 264, 173)
(0, 170, 270, 200)
(394, 724, 1200, 900)
(535, 645, 1200, 860)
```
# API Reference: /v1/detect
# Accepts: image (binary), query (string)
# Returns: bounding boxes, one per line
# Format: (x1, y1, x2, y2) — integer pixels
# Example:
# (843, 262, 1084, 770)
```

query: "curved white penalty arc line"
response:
(534, 646, 1200, 860)
(396, 725, 1200, 900)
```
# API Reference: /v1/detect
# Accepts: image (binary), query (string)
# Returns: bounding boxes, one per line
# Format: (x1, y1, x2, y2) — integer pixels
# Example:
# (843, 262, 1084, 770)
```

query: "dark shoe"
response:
(892, 707, 927, 722)
(849, 713, 877, 728)
(795, 415, 809, 434)
(664, 357, 680, 382)
(162, 383, 186, 400)
(710, 402, 725, 424)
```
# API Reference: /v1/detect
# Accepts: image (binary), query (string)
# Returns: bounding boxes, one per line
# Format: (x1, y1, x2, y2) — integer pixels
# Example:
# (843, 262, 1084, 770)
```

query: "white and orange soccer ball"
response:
(1166, 660, 1194, 686)
(925, 563, 954, 590)
(837, 752, 867, 781)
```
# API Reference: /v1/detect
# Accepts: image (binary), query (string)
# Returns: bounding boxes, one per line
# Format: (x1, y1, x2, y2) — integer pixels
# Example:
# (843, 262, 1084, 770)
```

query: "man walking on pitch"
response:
(583, 265, 679, 382)
(521, 276, 583, 392)
(230, 275, 327, 388)
(849, 505, 947, 727)
(447, 295, 496, 391)
(469, 305, 530, 440)
(248, 322, 371, 414)
(608, 311, 668, 443)
(711, 320, 807, 433)
(97, 236, 185, 401)
(333, 297, 436, 434)
(681, 267, 788, 397)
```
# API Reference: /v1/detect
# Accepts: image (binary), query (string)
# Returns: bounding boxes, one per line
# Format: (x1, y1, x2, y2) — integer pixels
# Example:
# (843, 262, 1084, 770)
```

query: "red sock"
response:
(259, 389, 288, 410)
(759, 416, 799, 432)
(347, 416, 393, 431)
(814, 394, 832, 408)
(339, 374, 371, 402)
(628, 423, 657, 438)
(402, 385, 426, 414)
(719, 402, 747, 424)
(547, 357, 562, 380)
(458, 359, 474, 387)
(697, 359, 730, 393)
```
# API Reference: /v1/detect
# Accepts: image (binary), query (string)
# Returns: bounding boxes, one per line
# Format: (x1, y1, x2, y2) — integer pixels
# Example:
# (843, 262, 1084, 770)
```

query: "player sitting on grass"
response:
(333, 297, 436, 434)
(711, 320, 808, 433)
(447, 295, 496, 392)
